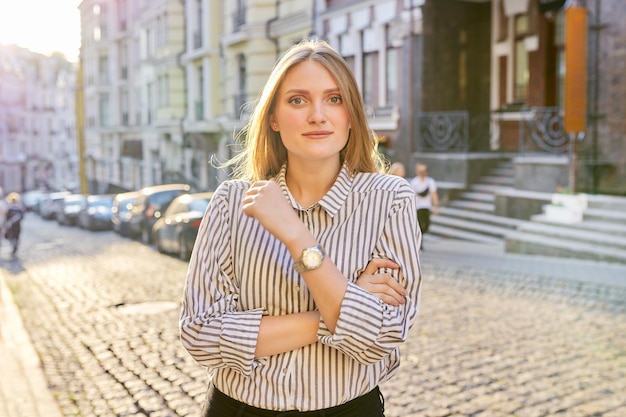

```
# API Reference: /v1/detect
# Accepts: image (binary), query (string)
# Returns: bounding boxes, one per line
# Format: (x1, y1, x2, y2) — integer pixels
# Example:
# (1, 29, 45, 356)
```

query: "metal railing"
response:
(519, 107, 569, 155)
(416, 111, 469, 152)
(415, 108, 568, 154)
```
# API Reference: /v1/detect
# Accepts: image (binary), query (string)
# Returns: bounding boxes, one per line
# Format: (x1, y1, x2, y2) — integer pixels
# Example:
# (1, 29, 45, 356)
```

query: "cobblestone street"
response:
(2, 214, 625, 417)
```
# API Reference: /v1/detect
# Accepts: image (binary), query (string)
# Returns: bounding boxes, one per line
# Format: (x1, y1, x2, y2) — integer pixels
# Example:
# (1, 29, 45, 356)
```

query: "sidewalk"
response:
(419, 236, 626, 289)
(0, 264, 63, 417)
(0, 237, 625, 417)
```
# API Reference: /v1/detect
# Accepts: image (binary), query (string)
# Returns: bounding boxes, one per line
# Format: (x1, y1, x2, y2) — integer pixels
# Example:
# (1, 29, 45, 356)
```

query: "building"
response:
(0, 45, 78, 193)
(79, 0, 186, 194)
(412, 0, 625, 195)
(77, 0, 625, 196)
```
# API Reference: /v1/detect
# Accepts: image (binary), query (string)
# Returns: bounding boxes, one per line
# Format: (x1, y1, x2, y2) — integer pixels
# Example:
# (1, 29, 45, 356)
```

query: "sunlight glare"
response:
(0, 0, 81, 62)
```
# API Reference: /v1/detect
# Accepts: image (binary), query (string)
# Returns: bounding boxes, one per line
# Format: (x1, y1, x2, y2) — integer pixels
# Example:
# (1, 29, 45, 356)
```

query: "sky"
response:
(0, 0, 82, 62)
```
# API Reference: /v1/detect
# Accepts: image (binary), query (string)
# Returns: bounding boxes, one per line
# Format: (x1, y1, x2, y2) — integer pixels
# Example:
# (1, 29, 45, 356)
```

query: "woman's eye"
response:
(329, 96, 343, 104)
(289, 97, 303, 105)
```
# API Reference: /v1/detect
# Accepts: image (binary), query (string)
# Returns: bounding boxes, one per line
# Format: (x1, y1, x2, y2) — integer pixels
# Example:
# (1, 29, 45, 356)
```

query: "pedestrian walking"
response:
(409, 163, 440, 250)
(4, 192, 25, 257)
(388, 161, 406, 177)
(180, 38, 422, 417)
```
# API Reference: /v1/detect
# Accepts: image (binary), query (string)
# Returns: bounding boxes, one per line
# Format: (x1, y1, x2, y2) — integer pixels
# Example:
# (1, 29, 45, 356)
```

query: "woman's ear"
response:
(269, 115, 279, 131)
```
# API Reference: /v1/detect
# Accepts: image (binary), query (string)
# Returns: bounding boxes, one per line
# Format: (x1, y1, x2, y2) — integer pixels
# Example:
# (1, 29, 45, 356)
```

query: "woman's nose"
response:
(307, 101, 327, 124)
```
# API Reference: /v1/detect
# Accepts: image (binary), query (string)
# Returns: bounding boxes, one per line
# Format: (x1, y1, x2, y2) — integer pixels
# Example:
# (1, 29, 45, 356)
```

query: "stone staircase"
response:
(429, 160, 522, 243)
(429, 160, 626, 265)
(506, 194, 626, 264)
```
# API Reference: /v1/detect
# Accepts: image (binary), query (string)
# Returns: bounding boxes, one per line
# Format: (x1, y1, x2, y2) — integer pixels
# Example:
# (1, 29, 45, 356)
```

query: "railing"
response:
(416, 111, 469, 152)
(519, 107, 569, 155)
(415, 108, 568, 154)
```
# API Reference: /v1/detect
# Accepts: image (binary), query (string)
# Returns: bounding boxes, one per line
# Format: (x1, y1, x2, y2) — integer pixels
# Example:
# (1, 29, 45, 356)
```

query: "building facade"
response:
(79, 0, 186, 194)
(0, 45, 78, 194)
(76, 0, 625, 196)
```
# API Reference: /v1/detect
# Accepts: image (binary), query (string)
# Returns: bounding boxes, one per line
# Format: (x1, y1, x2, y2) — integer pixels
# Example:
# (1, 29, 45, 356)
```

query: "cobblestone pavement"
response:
(2, 214, 625, 417)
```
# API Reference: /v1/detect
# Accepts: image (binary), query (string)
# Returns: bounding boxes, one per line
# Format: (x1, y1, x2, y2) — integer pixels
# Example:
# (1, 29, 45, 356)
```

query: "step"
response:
(428, 224, 503, 244)
(470, 184, 513, 194)
(586, 194, 626, 211)
(459, 191, 495, 203)
(583, 207, 626, 224)
(529, 215, 626, 237)
(516, 222, 626, 250)
(448, 200, 494, 213)
(506, 232, 626, 265)
(431, 215, 515, 238)
(480, 176, 515, 186)
(491, 167, 515, 177)
(439, 207, 525, 229)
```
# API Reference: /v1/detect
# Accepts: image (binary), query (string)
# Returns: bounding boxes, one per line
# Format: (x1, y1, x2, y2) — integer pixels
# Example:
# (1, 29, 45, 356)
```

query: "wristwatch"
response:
(293, 245, 325, 273)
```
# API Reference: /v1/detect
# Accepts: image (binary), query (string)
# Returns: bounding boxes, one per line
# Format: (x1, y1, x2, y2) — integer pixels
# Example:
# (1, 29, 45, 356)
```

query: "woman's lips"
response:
(303, 130, 332, 138)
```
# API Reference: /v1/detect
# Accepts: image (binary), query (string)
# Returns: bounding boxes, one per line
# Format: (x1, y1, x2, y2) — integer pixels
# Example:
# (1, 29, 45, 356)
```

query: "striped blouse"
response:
(180, 164, 423, 411)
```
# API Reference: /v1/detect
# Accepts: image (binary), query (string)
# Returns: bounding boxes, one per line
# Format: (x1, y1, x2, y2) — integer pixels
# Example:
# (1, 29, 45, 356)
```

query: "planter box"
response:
(551, 193, 588, 210)
(544, 204, 583, 224)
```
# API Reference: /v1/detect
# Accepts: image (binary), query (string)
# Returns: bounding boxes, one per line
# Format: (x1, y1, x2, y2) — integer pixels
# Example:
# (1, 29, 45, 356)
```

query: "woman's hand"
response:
(242, 179, 306, 245)
(356, 258, 406, 306)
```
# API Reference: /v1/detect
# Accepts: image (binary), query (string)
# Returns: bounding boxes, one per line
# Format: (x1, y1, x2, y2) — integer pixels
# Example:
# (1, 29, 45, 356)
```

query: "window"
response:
(98, 55, 109, 84)
(514, 14, 529, 101)
(234, 0, 246, 30)
(459, 30, 467, 103)
(99, 93, 110, 127)
(554, 11, 565, 109)
(196, 64, 204, 120)
(363, 52, 375, 106)
(120, 41, 128, 79)
(386, 47, 398, 106)
(235, 54, 246, 116)
(120, 90, 129, 126)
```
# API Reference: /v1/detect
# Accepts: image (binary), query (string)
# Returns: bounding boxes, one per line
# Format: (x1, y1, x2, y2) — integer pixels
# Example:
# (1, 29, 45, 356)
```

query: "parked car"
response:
(111, 191, 138, 237)
(39, 191, 71, 220)
(128, 184, 191, 243)
(153, 192, 212, 260)
(22, 189, 46, 213)
(57, 194, 87, 226)
(78, 194, 114, 231)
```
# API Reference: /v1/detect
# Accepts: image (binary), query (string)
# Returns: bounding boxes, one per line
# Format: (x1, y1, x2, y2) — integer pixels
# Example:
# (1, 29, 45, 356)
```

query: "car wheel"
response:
(155, 233, 165, 254)
(178, 236, 189, 261)
(141, 226, 151, 244)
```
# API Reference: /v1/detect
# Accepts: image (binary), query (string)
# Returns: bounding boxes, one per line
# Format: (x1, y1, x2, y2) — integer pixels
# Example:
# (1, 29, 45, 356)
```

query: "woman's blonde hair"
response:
(226, 38, 386, 181)
(7, 192, 20, 203)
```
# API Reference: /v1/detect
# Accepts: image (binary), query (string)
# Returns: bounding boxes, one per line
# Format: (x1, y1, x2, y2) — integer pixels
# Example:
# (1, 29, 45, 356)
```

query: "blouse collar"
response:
(275, 163, 352, 218)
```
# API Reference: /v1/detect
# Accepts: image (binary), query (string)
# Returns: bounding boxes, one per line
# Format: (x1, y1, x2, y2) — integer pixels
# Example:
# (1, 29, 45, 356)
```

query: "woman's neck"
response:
(286, 161, 341, 208)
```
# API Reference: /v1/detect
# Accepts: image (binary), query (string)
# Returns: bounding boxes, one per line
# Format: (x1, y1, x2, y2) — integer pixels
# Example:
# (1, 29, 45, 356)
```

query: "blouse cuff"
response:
(220, 308, 264, 374)
(318, 283, 382, 350)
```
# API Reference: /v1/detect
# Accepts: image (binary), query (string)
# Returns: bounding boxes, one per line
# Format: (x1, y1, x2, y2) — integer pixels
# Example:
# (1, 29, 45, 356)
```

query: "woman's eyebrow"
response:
(283, 88, 341, 95)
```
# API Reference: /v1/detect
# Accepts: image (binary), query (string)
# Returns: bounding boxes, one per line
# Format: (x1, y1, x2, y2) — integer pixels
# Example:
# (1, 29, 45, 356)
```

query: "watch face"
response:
(303, 248, 323, 268)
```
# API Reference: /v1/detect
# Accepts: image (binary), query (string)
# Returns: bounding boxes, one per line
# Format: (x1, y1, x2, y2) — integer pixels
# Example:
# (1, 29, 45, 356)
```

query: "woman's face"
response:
(270, 60, 350, 166)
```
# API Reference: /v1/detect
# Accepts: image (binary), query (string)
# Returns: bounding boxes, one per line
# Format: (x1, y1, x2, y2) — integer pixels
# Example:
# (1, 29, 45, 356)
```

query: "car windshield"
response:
(188, 199, 209, 212)
(91, 199, 113, 207)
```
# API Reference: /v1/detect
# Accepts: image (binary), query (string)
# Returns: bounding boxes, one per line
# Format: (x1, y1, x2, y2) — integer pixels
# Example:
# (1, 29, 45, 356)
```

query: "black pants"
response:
(202, 385, 385, 417)
(417, 208, 431, 234)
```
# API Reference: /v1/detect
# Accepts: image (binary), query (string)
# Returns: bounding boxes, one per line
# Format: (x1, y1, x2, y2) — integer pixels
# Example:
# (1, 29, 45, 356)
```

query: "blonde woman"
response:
(4, 192, 25, 257)
(180, 39, 422, 416)
(388, 161, 406, 177)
